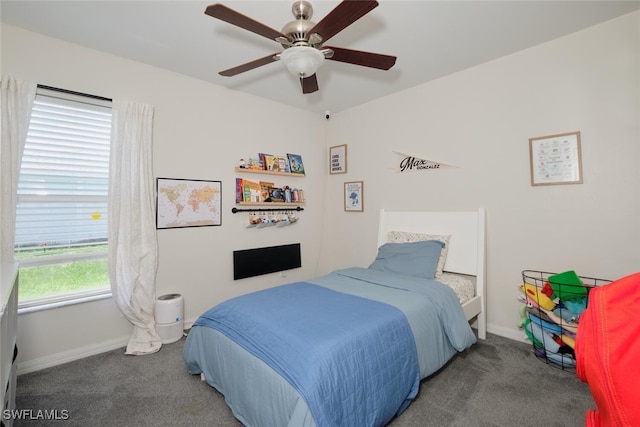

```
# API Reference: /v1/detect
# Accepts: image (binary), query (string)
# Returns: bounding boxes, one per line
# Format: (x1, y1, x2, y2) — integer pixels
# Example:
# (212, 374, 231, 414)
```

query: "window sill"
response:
(18, 290, 113, 314)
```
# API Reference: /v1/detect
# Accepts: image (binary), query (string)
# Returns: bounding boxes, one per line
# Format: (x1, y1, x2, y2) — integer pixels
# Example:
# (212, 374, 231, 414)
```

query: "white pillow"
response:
(386, 231, 450, 278)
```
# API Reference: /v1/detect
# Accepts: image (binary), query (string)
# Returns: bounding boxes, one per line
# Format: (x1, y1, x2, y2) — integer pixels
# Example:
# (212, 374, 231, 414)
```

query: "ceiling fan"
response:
(204, 0, 397, 94)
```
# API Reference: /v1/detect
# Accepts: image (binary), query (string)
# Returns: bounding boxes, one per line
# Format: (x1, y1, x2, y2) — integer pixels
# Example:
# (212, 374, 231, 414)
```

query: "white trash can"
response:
(155, 293, 184, 344)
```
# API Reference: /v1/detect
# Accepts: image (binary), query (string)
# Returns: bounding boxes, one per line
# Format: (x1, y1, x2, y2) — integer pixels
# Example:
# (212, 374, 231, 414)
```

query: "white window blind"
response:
(15, 89, 112, 264)
(14, 87, 113, 308)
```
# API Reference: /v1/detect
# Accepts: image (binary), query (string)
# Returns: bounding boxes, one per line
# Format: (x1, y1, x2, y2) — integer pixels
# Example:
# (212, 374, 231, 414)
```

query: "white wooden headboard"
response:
(377, 208, 487, 338)
(377, 208, 485, 276)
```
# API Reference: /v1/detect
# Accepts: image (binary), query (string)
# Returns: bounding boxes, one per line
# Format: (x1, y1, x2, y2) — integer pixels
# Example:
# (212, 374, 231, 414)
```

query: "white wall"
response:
(319, 11, 640, 340)
(2, 24, 326, 372)
(3, 10, 639, 370)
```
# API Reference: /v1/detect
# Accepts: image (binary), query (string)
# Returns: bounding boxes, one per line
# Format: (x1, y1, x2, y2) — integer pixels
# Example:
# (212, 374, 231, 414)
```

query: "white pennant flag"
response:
(392, 151, 459, 173)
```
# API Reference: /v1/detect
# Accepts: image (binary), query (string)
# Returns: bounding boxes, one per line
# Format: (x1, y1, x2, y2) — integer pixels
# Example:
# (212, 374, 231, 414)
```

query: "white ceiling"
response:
(2, 1, 639, 115)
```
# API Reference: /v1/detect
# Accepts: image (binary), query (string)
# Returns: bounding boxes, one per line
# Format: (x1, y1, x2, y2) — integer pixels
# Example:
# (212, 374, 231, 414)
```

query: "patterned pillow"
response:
(386, 231, 450, 278)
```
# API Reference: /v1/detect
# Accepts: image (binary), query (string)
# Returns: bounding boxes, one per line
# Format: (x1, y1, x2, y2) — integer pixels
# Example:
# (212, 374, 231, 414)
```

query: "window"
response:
(15, 87, 112, 309)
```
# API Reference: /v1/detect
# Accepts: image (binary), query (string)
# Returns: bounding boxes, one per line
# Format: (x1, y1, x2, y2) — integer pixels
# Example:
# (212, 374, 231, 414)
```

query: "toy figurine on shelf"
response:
(247, 157, 261, 170)
(238, 158, 246, 169)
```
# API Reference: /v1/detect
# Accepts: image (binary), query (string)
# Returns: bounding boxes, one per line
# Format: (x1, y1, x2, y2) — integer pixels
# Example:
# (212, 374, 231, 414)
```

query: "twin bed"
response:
(184, 208, 487, 427)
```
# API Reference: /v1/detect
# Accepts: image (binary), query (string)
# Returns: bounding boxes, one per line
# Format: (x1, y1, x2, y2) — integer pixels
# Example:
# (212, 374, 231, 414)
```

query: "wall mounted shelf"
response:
(234, 167, 305, 178)
(235, 164, 306, 213)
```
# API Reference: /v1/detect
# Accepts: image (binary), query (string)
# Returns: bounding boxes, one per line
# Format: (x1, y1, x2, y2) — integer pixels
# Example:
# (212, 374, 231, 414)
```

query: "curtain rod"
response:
(37, 84, 112, 102)
(232, 206, 304, 214)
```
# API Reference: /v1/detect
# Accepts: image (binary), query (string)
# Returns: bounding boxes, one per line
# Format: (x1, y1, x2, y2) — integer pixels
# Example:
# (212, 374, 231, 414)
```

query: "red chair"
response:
(575, 272, 640, 427)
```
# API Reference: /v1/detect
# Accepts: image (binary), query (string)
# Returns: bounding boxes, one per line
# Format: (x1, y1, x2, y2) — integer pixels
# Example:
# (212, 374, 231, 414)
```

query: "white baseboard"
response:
(19, 318, 202, 375)
(487, 323, 529, 343)
(17, 336, 129, 375)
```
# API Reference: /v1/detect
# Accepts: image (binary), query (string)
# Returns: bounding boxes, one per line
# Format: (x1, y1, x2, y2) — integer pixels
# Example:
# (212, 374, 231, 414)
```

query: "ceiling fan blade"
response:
(325, 46, 396, 70)
(219, 53, 279, 77)
(308, 1, 379, 44)
(301, 75, 319, 94)
(205, 4, 288, 42)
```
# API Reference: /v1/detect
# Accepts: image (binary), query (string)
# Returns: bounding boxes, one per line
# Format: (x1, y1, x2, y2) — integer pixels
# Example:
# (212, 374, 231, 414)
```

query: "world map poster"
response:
(156, 178, 222, 229)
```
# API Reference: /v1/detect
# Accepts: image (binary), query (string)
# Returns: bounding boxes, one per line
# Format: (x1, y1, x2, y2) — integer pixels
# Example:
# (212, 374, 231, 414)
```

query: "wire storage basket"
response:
(520, 270, 611, 370)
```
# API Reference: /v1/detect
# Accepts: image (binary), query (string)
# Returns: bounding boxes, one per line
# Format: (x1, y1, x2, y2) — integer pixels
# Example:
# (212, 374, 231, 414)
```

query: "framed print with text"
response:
(330, 144, 347, 174)
(344, 181, 363, 212)
(529, 131, 583, 186)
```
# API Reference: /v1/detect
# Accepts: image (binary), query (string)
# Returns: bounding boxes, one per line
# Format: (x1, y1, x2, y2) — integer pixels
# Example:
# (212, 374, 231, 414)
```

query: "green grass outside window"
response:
(16, 244, 109, 301)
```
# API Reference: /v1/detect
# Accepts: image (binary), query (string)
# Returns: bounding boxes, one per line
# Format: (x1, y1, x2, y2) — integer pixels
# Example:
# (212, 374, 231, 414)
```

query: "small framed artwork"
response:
(330, 144, 347, 174)
(344, 181, 364, 212)
(529, 131, 583, 186)
(156, 178, 222, 229)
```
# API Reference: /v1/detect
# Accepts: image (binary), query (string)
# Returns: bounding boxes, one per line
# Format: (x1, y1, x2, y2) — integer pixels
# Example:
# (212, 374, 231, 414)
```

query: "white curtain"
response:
(109, 101, 161, 355)
(0, 77, 36, 263)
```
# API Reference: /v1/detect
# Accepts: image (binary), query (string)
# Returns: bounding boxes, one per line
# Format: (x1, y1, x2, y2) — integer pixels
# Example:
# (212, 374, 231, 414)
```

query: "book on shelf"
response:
(241, 179, 261, 203)
(235, 178, 244, 203)
(259, 181, 274, 203)
(278, 156, 291, 173)
(287, 153, 305, 175)
(264, 155, 281, 172)
(257, 153, 270, 171)
(243, 182, 251, 203)
(267, 187, 285, 202)
(292, 188, 304, 202)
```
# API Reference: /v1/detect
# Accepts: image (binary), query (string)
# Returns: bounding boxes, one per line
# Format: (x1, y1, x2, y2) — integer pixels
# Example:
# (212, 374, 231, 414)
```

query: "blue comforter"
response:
(193, 281, 420, 427)
(186, 267, 477, 427)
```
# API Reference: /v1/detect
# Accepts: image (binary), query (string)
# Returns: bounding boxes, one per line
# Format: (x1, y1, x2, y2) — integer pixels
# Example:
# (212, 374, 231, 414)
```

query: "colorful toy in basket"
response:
(525, 318, 560, 353)
(553, 303, 584, 324)
(520, 282, 557, 310)
(519, 269, 610, 370)
(548, 270, 587, 301)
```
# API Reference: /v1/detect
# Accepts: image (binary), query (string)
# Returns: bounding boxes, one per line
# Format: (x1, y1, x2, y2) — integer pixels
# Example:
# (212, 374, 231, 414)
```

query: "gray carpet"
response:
(15, 333, 594, 426)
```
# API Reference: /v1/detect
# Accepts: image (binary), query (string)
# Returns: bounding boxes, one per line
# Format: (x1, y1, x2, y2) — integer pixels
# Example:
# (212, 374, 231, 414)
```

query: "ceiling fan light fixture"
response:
(280, 46, 324, 78)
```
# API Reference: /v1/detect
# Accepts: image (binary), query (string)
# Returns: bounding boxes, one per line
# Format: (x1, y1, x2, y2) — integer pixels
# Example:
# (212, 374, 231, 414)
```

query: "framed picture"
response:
(330, 144, 347, 174)
(344, 181, 364, 212)
(287, 153, 305, 175)
(529, 131, 583, 186)
(156, 178, 222, 229)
